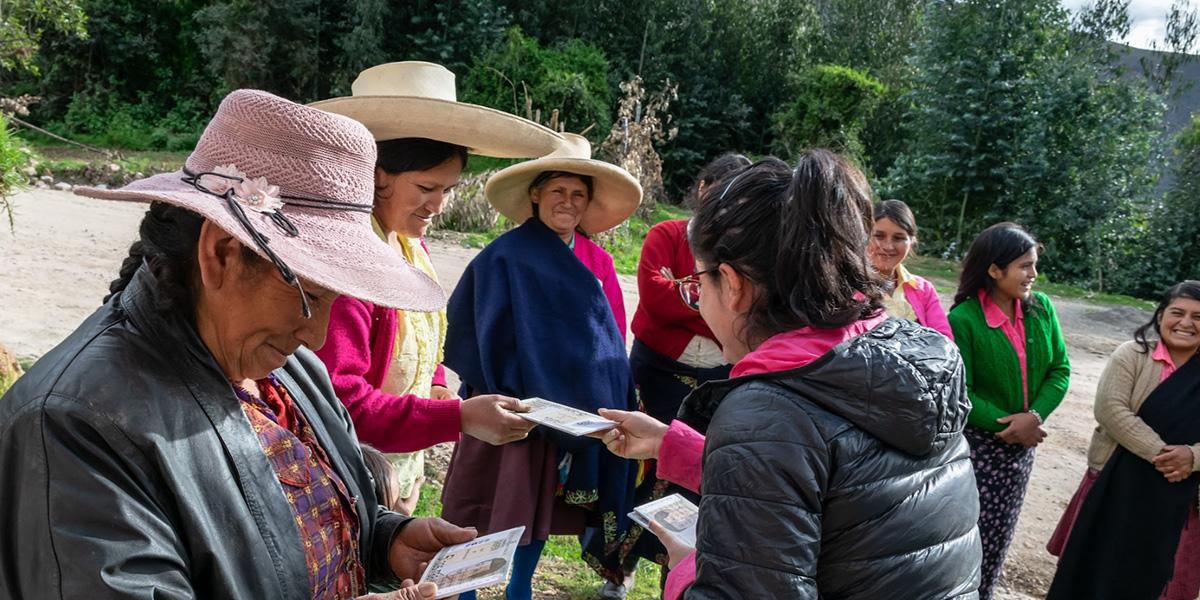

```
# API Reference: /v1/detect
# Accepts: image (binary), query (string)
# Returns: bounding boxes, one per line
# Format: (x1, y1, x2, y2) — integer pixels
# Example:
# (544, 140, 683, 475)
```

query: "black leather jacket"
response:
(679, 318, 982, 599)
(0, 266, 408, 599)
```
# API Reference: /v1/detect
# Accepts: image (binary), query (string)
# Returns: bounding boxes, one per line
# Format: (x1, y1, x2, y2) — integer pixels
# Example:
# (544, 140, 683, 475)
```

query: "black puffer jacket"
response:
(678, 318, 981, 599)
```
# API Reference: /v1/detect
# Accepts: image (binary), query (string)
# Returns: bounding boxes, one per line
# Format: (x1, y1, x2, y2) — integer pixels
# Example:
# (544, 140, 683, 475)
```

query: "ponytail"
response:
(689, 149, 885, 346)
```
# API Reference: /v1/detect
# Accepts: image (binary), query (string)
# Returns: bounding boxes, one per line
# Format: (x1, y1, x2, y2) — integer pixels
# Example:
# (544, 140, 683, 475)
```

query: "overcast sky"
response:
(1060, 0, 1197, 50)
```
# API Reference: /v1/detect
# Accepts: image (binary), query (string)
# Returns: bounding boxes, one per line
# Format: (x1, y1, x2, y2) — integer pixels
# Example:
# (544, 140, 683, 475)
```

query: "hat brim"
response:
(74, 172, 446, 312)
(310, 96, 563, 158)
(485, 158, 642, 235)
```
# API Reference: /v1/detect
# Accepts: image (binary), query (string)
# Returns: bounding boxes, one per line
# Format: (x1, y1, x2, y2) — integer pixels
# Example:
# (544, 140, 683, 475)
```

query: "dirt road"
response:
(0, 189, 1150, 598)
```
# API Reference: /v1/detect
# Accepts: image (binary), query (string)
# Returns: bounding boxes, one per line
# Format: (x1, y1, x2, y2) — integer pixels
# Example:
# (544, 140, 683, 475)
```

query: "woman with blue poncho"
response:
(440, 134, 643, 599)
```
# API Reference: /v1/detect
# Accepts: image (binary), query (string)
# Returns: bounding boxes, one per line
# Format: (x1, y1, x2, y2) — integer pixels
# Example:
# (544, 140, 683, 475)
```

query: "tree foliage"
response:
(771, 65, 885, 161)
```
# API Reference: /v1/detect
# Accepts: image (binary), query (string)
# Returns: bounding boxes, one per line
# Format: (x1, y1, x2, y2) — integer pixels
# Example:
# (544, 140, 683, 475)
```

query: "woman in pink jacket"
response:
(868, 199, 953, 339)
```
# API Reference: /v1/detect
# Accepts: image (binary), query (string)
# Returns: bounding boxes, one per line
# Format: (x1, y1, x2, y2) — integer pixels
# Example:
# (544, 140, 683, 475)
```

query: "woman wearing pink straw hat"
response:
(310, 62, 560, 515)
(0, 90, 481, 599)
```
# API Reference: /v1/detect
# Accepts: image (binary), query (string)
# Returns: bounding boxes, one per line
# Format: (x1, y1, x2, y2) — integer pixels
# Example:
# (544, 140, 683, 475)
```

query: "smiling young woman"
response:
(948, 222, 1071, 600)
(867, 200, 953, 338)
(1048, 281, 1200, 600)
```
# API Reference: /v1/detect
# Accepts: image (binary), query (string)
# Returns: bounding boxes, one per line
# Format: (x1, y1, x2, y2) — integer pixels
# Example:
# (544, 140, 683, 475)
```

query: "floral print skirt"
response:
(964, 425, 1036, 600)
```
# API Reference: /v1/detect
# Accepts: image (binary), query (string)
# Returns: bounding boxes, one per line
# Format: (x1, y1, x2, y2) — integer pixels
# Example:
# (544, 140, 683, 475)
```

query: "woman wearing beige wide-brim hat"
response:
(0, 89, 479, 600)
(311, 62, 557, 516)
(439, 133, 643, 600)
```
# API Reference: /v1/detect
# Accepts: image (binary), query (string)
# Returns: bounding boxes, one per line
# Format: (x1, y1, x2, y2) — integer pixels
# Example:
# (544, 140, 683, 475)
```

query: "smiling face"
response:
(373, 155, 464, 238)
(867, 217, 913, 277)
(531, 174, 590, 238)
(1159, 297, 1200, 356)
(988, 247, 1038, 304)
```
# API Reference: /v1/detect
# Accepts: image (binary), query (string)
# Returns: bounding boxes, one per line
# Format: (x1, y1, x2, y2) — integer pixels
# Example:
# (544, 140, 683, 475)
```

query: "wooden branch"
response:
(7, 115, 117, 158)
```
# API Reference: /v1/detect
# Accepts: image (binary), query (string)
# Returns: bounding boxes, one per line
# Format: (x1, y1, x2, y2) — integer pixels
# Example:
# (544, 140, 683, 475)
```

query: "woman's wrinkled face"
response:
(531, 175, 590, 238)
(1159, 297, 1200, 355)
(374, 156, 464, 239)
(195, 223, 338, 381)
(867, 217, 913, 276)
(989, 247, 1038, 303)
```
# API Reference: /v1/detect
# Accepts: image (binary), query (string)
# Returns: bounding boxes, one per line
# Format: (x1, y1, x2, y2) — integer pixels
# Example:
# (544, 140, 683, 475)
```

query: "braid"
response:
(104, 202, 204, 314)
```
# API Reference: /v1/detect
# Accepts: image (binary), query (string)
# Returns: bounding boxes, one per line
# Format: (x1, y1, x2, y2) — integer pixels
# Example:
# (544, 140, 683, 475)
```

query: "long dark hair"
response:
(688, 149, 886, 345)
(688, 152, 751, 208)
(359, 444, 400, 511)
(953, 222, 1042, 312)
(1134, 280, 1200, 353)
(106, 202, 260, 316)
(375, 138, 469, 176)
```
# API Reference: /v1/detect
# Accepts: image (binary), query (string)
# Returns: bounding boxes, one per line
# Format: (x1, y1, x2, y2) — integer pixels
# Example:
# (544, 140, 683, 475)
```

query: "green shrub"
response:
(770, 65, 886, 161)
(0, 116, 35, 229)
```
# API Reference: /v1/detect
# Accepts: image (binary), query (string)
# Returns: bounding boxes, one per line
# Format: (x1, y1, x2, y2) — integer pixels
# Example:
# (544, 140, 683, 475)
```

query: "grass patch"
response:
(905, 254, 1155, 311)
(30, 143, 188, 185)
(412, 477, 664, 599)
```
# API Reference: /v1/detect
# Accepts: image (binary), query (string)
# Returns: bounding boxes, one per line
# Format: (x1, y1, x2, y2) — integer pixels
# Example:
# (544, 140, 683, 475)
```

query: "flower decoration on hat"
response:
(199, 164, 283, 214)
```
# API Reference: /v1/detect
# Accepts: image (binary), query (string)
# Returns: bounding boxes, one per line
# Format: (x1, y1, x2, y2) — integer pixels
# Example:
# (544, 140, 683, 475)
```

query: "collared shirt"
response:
(882, 264, 920, 322)
(978, 289, 1029, 409)
(236, 376, 365, 599)
(1152, 340, 1178, 383)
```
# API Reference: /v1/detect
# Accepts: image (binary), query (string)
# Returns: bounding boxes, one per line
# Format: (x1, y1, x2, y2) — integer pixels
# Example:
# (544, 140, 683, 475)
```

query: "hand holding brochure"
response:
(627, 494, 698, 547)
(513, 397, 618, 436)
(418, 526, 525, 599)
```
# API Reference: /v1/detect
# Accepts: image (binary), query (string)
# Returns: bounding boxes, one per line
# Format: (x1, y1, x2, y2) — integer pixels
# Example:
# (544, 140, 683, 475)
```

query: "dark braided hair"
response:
(688, 150, 886, 346)
(106, 201, 260, 316)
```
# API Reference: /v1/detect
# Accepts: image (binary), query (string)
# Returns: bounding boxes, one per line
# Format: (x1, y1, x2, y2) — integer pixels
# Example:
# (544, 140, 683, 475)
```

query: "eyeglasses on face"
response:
(660, 266, 717, 311)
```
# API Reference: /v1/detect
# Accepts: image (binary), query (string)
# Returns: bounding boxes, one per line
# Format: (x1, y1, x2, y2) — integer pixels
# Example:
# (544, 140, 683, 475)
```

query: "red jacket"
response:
(630, 220, 720, 358)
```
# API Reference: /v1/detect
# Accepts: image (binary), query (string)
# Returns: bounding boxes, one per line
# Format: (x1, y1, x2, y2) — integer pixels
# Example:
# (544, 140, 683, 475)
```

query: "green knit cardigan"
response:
(948, 291, 1071, 432)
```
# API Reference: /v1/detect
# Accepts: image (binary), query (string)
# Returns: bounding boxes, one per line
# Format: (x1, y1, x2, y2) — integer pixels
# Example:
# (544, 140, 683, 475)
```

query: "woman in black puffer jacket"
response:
(598, 151, 982, 599)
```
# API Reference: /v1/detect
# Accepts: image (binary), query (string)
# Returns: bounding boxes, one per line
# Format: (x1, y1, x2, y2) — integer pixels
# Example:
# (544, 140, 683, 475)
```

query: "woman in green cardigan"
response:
(948, 222, 1070, 600)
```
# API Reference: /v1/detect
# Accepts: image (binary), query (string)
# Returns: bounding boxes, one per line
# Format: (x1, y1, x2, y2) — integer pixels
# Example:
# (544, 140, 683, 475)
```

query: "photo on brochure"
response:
(418, 526, 525, 599)
(628, 493, 699, 547)
(513, 397, 618, 436)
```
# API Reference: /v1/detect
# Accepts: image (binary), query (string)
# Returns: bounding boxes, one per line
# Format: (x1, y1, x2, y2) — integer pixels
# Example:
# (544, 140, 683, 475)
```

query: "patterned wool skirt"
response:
(964, 425, 1036, 600)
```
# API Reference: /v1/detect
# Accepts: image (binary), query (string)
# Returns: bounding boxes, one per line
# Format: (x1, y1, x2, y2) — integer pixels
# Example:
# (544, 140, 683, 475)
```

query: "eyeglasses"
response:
(660, 266, 717, 311)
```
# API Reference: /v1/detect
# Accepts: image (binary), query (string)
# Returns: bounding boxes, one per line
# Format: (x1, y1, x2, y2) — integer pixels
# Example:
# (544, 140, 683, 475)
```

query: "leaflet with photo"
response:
(627, 493, 699, 547)
(513, 397, 618, 436)
(418, 526, 525, 599)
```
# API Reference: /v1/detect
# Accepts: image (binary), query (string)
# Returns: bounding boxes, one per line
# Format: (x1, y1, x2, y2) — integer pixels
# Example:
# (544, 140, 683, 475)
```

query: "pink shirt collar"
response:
(1152, 340, 1178, 383)
(730, 312, 887, 378)
(979, 288, 1022, 328)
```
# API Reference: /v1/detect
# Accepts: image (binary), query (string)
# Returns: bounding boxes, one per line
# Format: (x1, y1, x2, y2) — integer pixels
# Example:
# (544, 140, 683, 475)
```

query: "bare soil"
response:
(0, 190, 1150, 599)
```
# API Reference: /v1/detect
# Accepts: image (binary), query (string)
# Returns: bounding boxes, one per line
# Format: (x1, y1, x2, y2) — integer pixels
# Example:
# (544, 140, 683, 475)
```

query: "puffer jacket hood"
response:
(681, 318, 970, 455)
(676, 318, 981, 599)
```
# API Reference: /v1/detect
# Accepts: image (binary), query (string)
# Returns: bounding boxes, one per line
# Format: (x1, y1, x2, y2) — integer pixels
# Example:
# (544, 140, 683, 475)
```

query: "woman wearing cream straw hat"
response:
(0, 89, 480, 599)
(440, 133, 643, 600)
(311, 61, 560, 515)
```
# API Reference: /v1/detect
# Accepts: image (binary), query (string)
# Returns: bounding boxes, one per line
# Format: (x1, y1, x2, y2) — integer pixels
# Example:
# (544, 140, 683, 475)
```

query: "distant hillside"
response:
(1115, 42, 1200, 135)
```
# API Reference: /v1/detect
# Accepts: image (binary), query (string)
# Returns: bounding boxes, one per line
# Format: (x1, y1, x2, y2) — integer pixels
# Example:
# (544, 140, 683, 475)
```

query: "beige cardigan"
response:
(1086, 340, 1200, 472)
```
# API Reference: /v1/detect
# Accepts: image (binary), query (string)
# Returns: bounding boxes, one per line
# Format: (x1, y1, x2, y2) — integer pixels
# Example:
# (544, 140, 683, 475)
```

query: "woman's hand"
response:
(648, 520, 694, 569)
(593, 409, 669, 460)
(430, 385, 460, 401)
(388, 517, 477, 582)
(460, 395, 535, 445)
(356, 580, 441, 599)
(1153, 445, 1195, 483)
(995, 412, 1047, 448)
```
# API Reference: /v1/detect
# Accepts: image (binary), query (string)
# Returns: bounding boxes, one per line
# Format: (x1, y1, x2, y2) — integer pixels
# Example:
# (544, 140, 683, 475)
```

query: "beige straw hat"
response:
(485, 133, 642, 235)
(311, 61, 563, 158)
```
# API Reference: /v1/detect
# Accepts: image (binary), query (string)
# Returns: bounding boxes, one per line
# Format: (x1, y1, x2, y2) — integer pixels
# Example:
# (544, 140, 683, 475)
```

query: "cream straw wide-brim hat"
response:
(74, 89, 446, 313)
(311, 61, 563, 158)
(485, 133, 642, 235)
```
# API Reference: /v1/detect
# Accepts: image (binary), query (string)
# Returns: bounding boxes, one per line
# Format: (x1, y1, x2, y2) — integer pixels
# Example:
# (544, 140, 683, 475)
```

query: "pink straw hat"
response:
(74, 89, 445, 314)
